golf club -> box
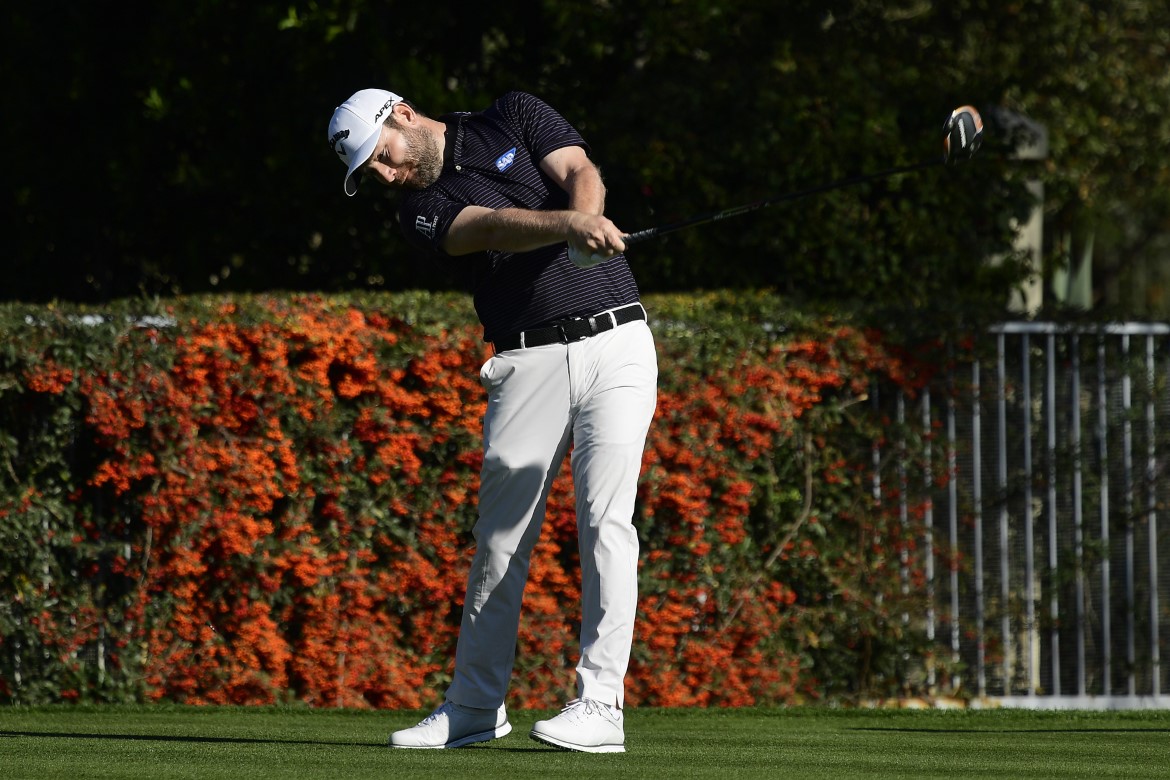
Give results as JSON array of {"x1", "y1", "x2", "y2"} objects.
[{"x1": 621, "y1": 105, "x2": 983, "y2": 247}]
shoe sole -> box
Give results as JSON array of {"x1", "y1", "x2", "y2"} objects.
[
  {"x1": 390, "y1": 721, "x2": 512, "y2": 749},
  {"x1": 529, "y1": 729, "x2": 625, "y2": 754}
]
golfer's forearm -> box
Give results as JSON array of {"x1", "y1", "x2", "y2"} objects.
[
  {"x1": 444, "y1": 207, "x2": 585, "y2": 255},
  {"x1": 563, "y1": 163, "x2": 607, "y2": 217}
]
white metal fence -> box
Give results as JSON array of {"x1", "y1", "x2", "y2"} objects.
[{"x1": 876, "y1": 322, "x2": 1170, "y2": 708}]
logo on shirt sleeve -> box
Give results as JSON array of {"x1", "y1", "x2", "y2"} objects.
[
  {"x1": 415, "y1": 215, "x2": 437, "y2": 239},
  {"x1": 495, "y1": 147, "x2": 517, "y2": 172}
]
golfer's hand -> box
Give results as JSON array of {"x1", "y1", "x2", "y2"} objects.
[{"x1": 567, "y1": 213, "x2": 626, "y2": 268}]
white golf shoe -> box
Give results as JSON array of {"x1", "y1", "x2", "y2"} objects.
[
  {"x1": 388, "y1": 701, "x2": 511, "y2": 749},
  {"x1": 529, "y1": 698, "x2": 625, "y2": 753}
]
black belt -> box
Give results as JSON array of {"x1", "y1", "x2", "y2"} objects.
[{"x1": 492, "y1": 303, "x2": 646, "y2": 353}]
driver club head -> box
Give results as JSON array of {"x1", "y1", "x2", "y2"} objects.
[{"x1": 944, "y1": 105, "x2": 984, "y2": 163}]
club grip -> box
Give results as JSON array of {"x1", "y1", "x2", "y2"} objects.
[{"x1": 621, "y1": 229, "x2": 658, "y2": 248}]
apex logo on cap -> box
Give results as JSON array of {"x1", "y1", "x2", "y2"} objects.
[
  {"x1": 373, "y1": 99, "x2": 396, "y2": 125},
  {"x1": 330, "y1": 128, "x2": 350, "y2": 157}
]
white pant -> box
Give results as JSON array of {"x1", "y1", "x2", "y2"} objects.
[{"x1": 445, "y1": 318, "x2": 658, "y2": 710}]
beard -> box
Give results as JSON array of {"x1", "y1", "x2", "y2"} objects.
[{"x1": 397, "y1": 121, "x2": 444, "y2": 190}]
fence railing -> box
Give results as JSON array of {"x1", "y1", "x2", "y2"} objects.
[{"x1": 877, "y1": 322, "x2": 1170, "y2": 708}]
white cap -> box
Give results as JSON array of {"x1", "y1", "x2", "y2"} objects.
[{"x1": 327, "y1": 89, "x2": 404, "y2": 196}]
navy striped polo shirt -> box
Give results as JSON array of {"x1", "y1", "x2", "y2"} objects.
[{"x1": 397, "y1": 91, "x2": 641, "y2": 343}]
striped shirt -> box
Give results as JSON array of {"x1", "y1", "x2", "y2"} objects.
[{"x1": 397, "y1": 92, "x2": 641, "y2": 343}]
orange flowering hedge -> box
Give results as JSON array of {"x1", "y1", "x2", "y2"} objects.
[{"x1": 0, "y1": 291, "x2": 944, "y2": 707}]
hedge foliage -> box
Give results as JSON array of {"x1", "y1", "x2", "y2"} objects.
[{"x1": 0, "y1": 292, "x2": 944, "y2": 707}]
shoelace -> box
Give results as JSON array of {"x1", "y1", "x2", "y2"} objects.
[
  {"x1": 560, "y1": 698, "x2": 615, "y2": 721},
  {"x1": 419, "y1": 702, "x2": 453, "y2": 726}
]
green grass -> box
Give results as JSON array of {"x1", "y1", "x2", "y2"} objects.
[{"x1": 1, "y1": 704, "x2": 1168, "y2": 779}]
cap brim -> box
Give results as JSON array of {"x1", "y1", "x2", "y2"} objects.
[{"x1": 343, "y1": 126, "x2": 382, "y2": 196}]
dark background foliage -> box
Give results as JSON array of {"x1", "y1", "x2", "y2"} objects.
[{"x1": 6, "y1": 2, "x2": 1170, "y2": 315}]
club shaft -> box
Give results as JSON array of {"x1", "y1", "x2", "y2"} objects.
[{"x1": 623, "y1": 158, "x2": 940, "y2": 247}]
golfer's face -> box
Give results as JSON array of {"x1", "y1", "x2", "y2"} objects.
[
  {"x1": 364, "y1": 123, "x2": 416, "y2": 189},
  {"x1": 364, "y1": 119, "x2": 443, "y2": 190}
]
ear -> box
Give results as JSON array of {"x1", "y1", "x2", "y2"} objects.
[{"x1": 391, "y1": 102, "x2": 417, "y2": 125}]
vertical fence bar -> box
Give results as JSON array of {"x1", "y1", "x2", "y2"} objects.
[
  {"x1": 1071, "y1": 333, "x2": 1086, "y2": 696},
  {"x1": 1021, "y1": 334, "x2": 1037, "y2": 695},
  {"x1": 1146, "y1": 335, "x2": 1160, "y2": 695},
  {"x1": 1046, "y1": 333, "x2": 1061, "y2": 695},
  {"x1": 947, "y1": 366, "x2": 962, "y2": 690},
  {"x1": 922, "y1": 390, "x2": 936, "y2": 690},
  {"x1": 870, "y1": 386, "x2": 884, "y2": 626},
  {"x1": 12, "y1": 610, "x2": 22, "y2": 696},
  {"x1": 872, "y1": 386, "x2": 882, "y2": 504},
  {"x1": 897, "y1": 392, "x2": 910, "y2": 676},
  {"x1": 996, "y1": 333, "x2": 1012, "y2": 692},
  {"x1": 973, "y1": 358, "x2": 986, "y2": 697},
  {"x1": 1122, "y1": 334, "x2": 1136, "y2": 696},
  {"x1": 1097, "y1": 334, "x2": 1112, "y2": 696}
]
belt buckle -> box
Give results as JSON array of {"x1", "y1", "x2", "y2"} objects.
[{"x1": 554, "y1": 317, "x2": 591, "y2": 344}]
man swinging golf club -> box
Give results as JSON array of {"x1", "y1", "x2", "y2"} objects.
[{"x1": 326, "y1": 87, "x2": 658, "y2": 753}]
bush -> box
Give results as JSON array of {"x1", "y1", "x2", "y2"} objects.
[{"x1": 0, "y1": 291, "x2": 943, "y2": 707}]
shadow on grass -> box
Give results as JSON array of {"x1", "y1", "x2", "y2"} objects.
[
  {"x1": 849, "y1": 727, "x2": 1170, "y2": 734},
  {"x1": 0, "y1": 730, "x2": 555, "y2": 752},
  {"x1": 0, "y1": 730, "x2": 384, "y2": 748}
]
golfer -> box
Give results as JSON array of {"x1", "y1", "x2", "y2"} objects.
[{"x1": 327, "y1": 88, "x2": 658, "y2": 753}]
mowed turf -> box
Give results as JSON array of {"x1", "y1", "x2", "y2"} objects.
[{"x1": 1, "y1": 704, "x2": 1168, "y2": 779}]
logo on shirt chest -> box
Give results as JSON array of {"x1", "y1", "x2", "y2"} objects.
[{"x1": 495, "y1": 147, "x2": 517, "y2": 172}]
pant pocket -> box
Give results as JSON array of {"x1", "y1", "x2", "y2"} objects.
[{"x1": 479, "y1": 354, "x2": 515, "y2": 391}]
